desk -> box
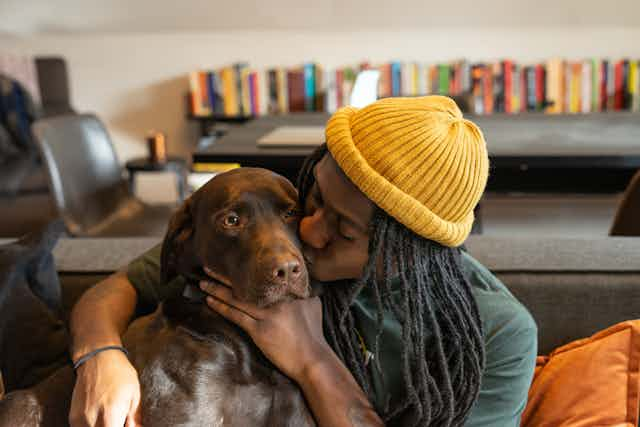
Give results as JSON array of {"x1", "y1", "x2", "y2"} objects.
[
  {"x1": 193, "y1": 112, "x2": 640, "y2": 192},
  {"x1": 126, "y1": 156, "x2": 188, "y2": 201}
]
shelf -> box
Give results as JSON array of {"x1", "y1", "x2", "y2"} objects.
[{"x1": 187, "y1": 113, "x2": 254, "y2": 124}]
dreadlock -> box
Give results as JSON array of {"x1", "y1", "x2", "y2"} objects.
[{"x1": 297, "y1": 144, "x2": 486, "y2": 427}]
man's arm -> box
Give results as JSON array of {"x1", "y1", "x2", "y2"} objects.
[
  {"x1": 68, "y1": 271, "x2": 143, "y2": 427},
  {"x1": 298, "y1": 348, "x2": 384, "y2": 427},
  {"x1": 70, "y1": 271, "x2": 137, "y2": 360}
]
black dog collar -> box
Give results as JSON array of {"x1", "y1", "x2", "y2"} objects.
[{"x1": 182, "y1": 283, "x2": 208, "y2": 302}]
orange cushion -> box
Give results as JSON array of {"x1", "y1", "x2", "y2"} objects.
[{"x1": 521, "y1": 320, "x2": 640, "y2": 427}]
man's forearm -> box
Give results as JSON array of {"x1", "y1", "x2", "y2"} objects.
[
  {"x1": 70, "y1": 271, "x2": 138, "y2": 361},
  {"x1": 298, "y1": 349, "x2": 384, "y2": 427}
]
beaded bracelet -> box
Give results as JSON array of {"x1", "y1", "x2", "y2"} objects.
[{"x1": 73, "y1": 345, "x2": 129, "y2": 370}]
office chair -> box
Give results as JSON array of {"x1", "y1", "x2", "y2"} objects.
[
  {"x1": 610, "y1": 169, "x2": 640, "y2": 236},
  {"x1": 33, "y1": 114, "x2": 176, "y2": 236}
]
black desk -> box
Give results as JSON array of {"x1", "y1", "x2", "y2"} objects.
[{"x1": 193, "y1": 112, "x2": 640, "y2": 193}]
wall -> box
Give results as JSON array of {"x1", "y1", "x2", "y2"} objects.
[{"x1": 2, "y1": 28, "x2": 640, "y2": 162}]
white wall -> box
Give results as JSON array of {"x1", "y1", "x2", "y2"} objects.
[{"x1": 3, "y1": 28, "x2": 640, "y2": 165}]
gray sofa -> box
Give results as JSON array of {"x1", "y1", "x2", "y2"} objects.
[{"x1": 51, "y1": 235, "x2": 640, "y2": 355}]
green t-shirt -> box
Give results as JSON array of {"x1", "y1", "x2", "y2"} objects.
[{"x1": 127, "y1": 245, "x2": 537, "y2": 427}]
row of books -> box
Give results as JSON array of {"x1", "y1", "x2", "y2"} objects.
[{"x1": 188, "y1": 58, "x2": 640, "y2": 117}]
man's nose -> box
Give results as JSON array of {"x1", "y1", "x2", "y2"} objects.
[{"x1": 299, "y1": 209, "x2": 331, "y2": 249}]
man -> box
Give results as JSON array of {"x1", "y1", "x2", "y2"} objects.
[{"x1": 69, "y1": 96, "x2": 537, "y2": 426}]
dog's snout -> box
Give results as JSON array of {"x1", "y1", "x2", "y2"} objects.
[{"x1": 272, "y1": 258, "x2": 303, "y2": 285}]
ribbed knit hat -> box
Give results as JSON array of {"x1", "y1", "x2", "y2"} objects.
[{"x1": 326, "y1": 95, "x2": 489, "y2": 247}]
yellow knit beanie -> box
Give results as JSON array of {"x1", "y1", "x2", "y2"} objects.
[{"x1": 326, "y1": 95, "x2": 489, "y2": 247}]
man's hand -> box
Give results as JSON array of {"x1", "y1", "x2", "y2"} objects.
[
  {"x1": 69, "y1": 350, "x2": 142, "y2": 427},
  {"x1": 200, "y1": 281, "x2": 331, "y2": 383},
  {"x1": 201, "y1": 281, "x2": 384, "y2": 427}
]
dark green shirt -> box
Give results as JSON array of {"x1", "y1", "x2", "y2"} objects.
[{"x1": 127, "y1": 245, "x2": 537, "y2": 426}]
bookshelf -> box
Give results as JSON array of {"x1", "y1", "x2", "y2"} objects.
[{"x1": 187, "y1": 58, "x2": 640, "y2": 119}]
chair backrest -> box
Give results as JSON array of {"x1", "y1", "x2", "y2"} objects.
[
  {"x1": 610, "y1": 169, "x2": 640, "y2": 236},
  {"x1": 35, "y1": 57, "x2": 75, "y2": 117},
  {"x1": 32, "y1": 114, "x2": 128, "y2": 234}
]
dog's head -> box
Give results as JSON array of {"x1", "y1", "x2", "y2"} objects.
[{"x1": 161, "y1": 168, "x2": 309, "y2": 307}]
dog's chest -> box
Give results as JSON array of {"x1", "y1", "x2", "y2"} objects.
[{"x1": 126, "y1": 310, "x2": 315, "y2": 427}]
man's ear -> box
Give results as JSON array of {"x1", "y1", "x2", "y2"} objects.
[{"x1": 161, "y1": 195, "x2": 198, "y2": 284}]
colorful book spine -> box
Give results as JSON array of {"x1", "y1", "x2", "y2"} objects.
[
  {"x1": 581, "y1": 60, "x2": 591, "y2": 113},
  {"x1": 418, "y1": 64, "x2": 428, "y2": 95},
  {"x1": 220, "y1": 67, "x2": 239, "y2": 116},
  {"x1": 591, "y1": 59, "x2": 601, "y2": 112},
  {"x1": 342, "y1": 67, "x2": 356, "y2": 106},
  {"x1": 493, "y1": 63, "x2": 504, "y2": 113},
  {"x1": 303, "y1": 63, "x2": 316, "y2": 112},
  {"x1": 461, "y1": 60, "x2": 471, "y2": 95},
  {"x1": 249, "y1": 72, "x2": 258, "y2": 116},
  {"x1": 503, "y1": 60, "x2": 513, "y2": 113},
  {"x1": 287, "y1": 68, "x2": 305, "y2": 113},
  {"x1": 521, "y1": 65, "x2": 528, "y2": 112},
  {"x1": 535, "y1": 64, "x2": 545, "y2": 111},
  {"x1": 314, "y1": 64, "x2": 325, "y2": 112},
  {"x1": 267, "y1": 69, "x2": 278, "y2": 114},
  {"x1": 438, "y1": 64, "x2": 450, "y2": 96},
  {"x1": 256, "y1": 70, "x2": 268, "y2": 116},
  {"x1": 525, "y1": 66, "x2": 536, "y2": 111},
  {"x1": 198, "y1": 72, "x2": 211, "y2": 116},
  {"x1": 545, "y1": 59, "x2": 563, "y2": 114},
  {"x1": 336, "y1": 69, "x2": 344, "y2": 108},
  {"x1": 205, "y1": 72, "x2": 216, "y2": 115},
  {"x1": 483, "y1": 65, "x2": 494, "y2": 114},
  {"x1": 606, "y1": 61, "x2": 615, "y2": 110},
  {"x1": 429, "y1": 65, "x2": 437, "y2": 95},
  {"x1": 601, "y1": 60, "x2": 609, "y2": 111},
  {"x1": 379, "y1": 64, "x2": 392, "y2": 98},
  {"x1": 276, "y1": 68, "x2": 289, "y2": 114},
  {"x1": 391, "y1": 62, "x2": 402, "y2": 97},
  {"x1": 411, "y1": 63, "x2": 420, "y2": 96},
  {"x1": 471, "y1": 64, "x2": 485, "y2": 114},
  {"x1": 325, "y1": 69, "x2": 337, "y2": 113},
  {"x1": 240, "y1": 68, "x2": 251, "y2": 116},
  {"x1": 631, "y1": 60, "x2": 640, "y2": 112},
  {"x1": 188, "y1": 71, "x2": 201, "y2": 116},
  {"x1": 569, "y1": 62, "x2": 580, "y2": 113},
  {"x1": 401, "y1": 62, "x2": 412, "y2": 96},
  {"x1": 614, "y1": 60, "x2": 624, "y2": 110},
  {"x1": 233, "y1": 63, "x2": 248, "y2": 115}
]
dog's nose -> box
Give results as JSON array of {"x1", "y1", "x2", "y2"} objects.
[{"x1": 273, "y1": 259, "x2": 303, "y2": 285}]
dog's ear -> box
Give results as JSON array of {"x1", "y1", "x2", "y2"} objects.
[{"x1": 161, "y1": 196, "x2": 197, "y2": 284}]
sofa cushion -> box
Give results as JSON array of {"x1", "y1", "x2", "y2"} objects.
[{"x1": 520, "y1": 320, "x2": 640, "y2": 427}]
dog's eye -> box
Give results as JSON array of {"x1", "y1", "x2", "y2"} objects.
[{"x1": 223, "y1": 214, "x2": 240, "y2": 227}]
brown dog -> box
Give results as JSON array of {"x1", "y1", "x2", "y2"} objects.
[{"x1": 0, "y1": 168, "x2": 316, "y2": 426}]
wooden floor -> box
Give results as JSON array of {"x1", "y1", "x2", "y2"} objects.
[{"x1": 480, "y1": 193, "x2": 622, "y2": 238}]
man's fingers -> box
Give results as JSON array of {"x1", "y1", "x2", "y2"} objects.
[
  {"x1": 125, "y1": 391, "x2": 143, "y2": 427},
  {"x1": 206, "y1": 295, "x2": 258, "y2": 332},
  {"x1": 200, "y1": 281, "x2": 266, "y2": 318},
  {"x1": 98, "y1": 401, "x2": 129, "y2": 427}
]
